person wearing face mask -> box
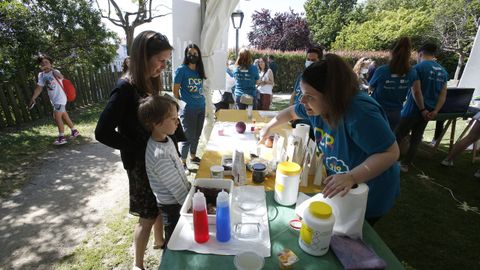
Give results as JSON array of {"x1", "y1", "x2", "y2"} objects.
[
  {"x1": 353, "y1": 57, "x2": 372, "y2": 93},
  {"x1": 289, "y1": 46, "x2": 323, "y2": 138},
  {"x1": 289, "y1": 46, "x2": 323, "y2": 106},
  {"x1": 173, "y1": 44, "x2": 207, "y2": 174},
  {"x1": 95, "y1": 31, "x2": 186, "y2": 270},
  {"x1": 260, "y1": 54, "x2": 400, "y2": 225}
]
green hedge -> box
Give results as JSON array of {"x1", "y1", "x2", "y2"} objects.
[{"x1": 228, "y1": 49, "x2": 458, "y2": 93}]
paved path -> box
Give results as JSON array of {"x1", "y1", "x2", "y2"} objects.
[{"x1": 0, "y1": 141, "x2": 129, "y2": 270}]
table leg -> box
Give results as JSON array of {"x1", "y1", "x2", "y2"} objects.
[
  {"x1": 449, "y1": 119, "x2": 456, "y2": 150},
  {"x1": 434, "y1": 120, "x2": 452, "y2": 149}
]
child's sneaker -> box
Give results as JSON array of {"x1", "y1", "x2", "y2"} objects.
[
  {"x1": 183, "y1": 164, "x2": 190, "y2": 176},
  {"x1": 440, "y1": 159, "x2": 454, "y2": 167},
  {"x1": 399, "y1": 162, "x2": 409, "y2": 173},
  {"x1": 53, "y1": 136, "x2": 67, "y2": 145},
  {"x1": 71, "y1": 129, "x2": 80, "y2": 139}
]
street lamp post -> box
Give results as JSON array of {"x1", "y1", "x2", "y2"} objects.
[{"x1": 231, "y1": 10, "x2": 244, "y2": 59}]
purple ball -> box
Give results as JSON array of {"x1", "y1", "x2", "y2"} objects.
[{"x1": 235, "y1": 121, "x2": 246, "y2": 134}]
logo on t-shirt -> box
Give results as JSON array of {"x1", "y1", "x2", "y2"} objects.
[
  {"x1": 325, "y1": 156, "x2": 349, "y2": 173},
  {"x1": 315, "y1": 127, "x2": 334, "y2": 148}
]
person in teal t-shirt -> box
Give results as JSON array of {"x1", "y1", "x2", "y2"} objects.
[
  {"x1": 260, "y1": 54, "x2": 400, "y2": 225},
  {"x1": 395, "y1": 43, "x2": 448, "y2": 172},
  {"x1": 370, "y1": 37, "x2": 419, "y2": 131},
  {"x1": 233, "y1": 48, "x2": 259, "y2": 110},
  {"x1": 173, "y1": 44, "x2": 206, "y2": 173}
]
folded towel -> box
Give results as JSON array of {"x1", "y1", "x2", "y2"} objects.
[{"x1": 330, "y1": 235, "x2": 387, "y2": 270}]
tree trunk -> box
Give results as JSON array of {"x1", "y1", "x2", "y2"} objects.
[
  {"x1": 454, "y1": 52, "x2": 465, "y2": 81},
  {"x1": 125, "y1": 27, "x2": 135, "y2": 55}
]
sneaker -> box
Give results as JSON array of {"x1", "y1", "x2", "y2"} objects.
[
  {"x1": 474, "y1": 169, "x2": 480, "y2": 178},
  {"x1": 400, "y1": 163, "x2": 409, "y2": 173},
  {"x1": 71, "y1": 129, "x2": 80, "y2": 139},
  {"x1": 53, "y1": 136, "x2": 67, "y2": 145},
  {"x1": 190, "y1": 157, "x2": 201, "y2": 164},
  {"x1": 440, "y1": 159, "x2": 454, "y2": 167},
  {"x1": 183, "y1": 164, "x2": 190, "y2": 176}
]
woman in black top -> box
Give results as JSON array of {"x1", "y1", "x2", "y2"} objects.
[{"x1": 95, "y1": 31, "x2": 182, "y2": 270}]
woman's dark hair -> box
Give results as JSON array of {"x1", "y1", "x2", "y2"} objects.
[
  {"x1": 302, "y1": 54, "x2": 358, "y2": 128},
  {"x1": 256, "y1": 57, "x2": 269, "y2": 72},
  {"x1": 182, "y1": 44, "x2": 206, "y2": 79},
  {"x1": 389, "y1": 37, "x2": 411, "y2": 76},
  {"x1": 130, "y1": 31, "x2": 173, "y2": 95},
  {"x1": 138, "y1": 94, "x2": 179, "y2": 132},
  {"x1": 121, "y1": 56, "x2": 130, "y2": 75},
  {"x1": 37, "y1": 54, "x2": 53, "y2": 65}
]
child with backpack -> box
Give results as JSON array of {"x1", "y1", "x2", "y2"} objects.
[{"x1": 28, "y1": 55, "x2": 79, "y2": 145}]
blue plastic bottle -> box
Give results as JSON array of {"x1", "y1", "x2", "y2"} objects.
[{"x1": 216, "y1": 189, "x2": 231, "y2": 242}]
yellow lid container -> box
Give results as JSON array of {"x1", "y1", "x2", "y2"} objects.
[
  {"x1": 277, "y1": 161, "x2": 301, "y2": 176},
  {"x1": 309, "y1": 201, "x2": 332, "y2": 219}
]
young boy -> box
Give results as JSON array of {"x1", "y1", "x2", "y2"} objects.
[
  {"x1": 395, "y1": 43, "x2": 448, "y2": 172},
  {"x1": 29, "y1": 55, "x2": 79, "y2": 145},
  {"x1": 138, "y1": 95, "x2": 191, "y2": 246}
]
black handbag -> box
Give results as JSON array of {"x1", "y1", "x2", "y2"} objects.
[{"x1": 220, "y1": 90, "x2": 235, "y2": 104}]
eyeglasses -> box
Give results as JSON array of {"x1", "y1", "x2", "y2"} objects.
[{"x1": 298, "y1": 92, "x2": 314, "y2": 102}]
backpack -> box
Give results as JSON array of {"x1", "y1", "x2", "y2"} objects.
[{"x1": 53, "y1": 73, "x2": 77, "y2": 102}]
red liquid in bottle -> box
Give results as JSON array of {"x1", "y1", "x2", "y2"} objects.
[{"x1": 193, "y1": 209, "x2": 210, "y2": 243}]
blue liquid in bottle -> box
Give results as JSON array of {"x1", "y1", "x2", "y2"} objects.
[{"x1": 216, "y1": 190, "x2": 231, "y2": 242}]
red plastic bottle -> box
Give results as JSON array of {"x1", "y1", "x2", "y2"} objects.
[{"x1": 193, "y1": 190, "x2": 210, "y2": 243}]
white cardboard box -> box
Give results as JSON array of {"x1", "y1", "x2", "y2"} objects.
[{"x1": 179, "y1": 178, "x2": 234, "y2": 224}]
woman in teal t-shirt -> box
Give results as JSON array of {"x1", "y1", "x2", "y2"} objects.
[
  {"x1": 260, "y1": 54, "x2": 400, "y2": 225},
  {"x1": 369, "y1": 37, "x2": 419, "y2": 131},
  {"x1": 233, "y1": 48, "x2": 259, "y2": 110},
  {"x1": 173, "y1": 44, "x2": 206, "y2": 173}
]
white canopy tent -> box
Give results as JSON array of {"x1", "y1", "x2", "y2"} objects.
[
  {"x1": 171, "y1": 0, "x2": 239, "y2": 142},
  {"x1": 458, "y1": 26, "x2": 480, "y2": 101},
  {"x1": 199, "y1": 0, "x2": 240, "y2": 139}
]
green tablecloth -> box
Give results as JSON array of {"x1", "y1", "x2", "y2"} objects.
[{"x1": 160, "y1": 192, "x2": 404, "y2": 270}]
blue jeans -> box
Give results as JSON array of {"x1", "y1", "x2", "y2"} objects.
[{"x1": 179, "y1": 106, "x2": 205, "y2": 160}]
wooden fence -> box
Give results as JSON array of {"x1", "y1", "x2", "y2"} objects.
[{"x1": 0, "y1": 66, "x2": 172, "y2": 129}]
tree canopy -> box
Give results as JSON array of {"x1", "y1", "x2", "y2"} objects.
[
  {"x1": 247, "y1": 9, "x2": 313, "y2": 51},
  {"x1": 332, "y1": 8, "x2": 434, "y2": 51},
  {"x1": 0, "y1": 0, "x2": 118, "y2": 78},
  {"x1": 304, "y1": 0, "x2": 356, "y2": 49}
]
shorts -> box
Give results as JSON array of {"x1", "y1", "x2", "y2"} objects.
[{"x1": 52, "y1": 104, "x2": 66, "y2": 112}]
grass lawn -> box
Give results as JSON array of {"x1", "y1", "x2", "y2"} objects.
[{"x1": 2, "y1": 94, "x2": 479, "y2": 269}]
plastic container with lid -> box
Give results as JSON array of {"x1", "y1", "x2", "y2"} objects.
[
  {"x1": 193, "y1": 190, "x2": 210, "y2": 243},
  {"x1": 274, "y1": 161, "x2": 301, "y2": 206},
  {"x1": 252, "y1": 163, "x2": 267, "y2": 183},
  {"x1": 299, "y1": 201, "x2": 335, "y2": 256},
  {"x1": 216, "y1": 189, "x2": 231, "y2": 242}
]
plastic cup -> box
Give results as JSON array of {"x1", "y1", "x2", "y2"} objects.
[
  {"x1": 234, "y1": 251, "x2": 264, "y2": 270},
  {"x1": 210, "y1": 165, "x2": 224, "y2": 179}
]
